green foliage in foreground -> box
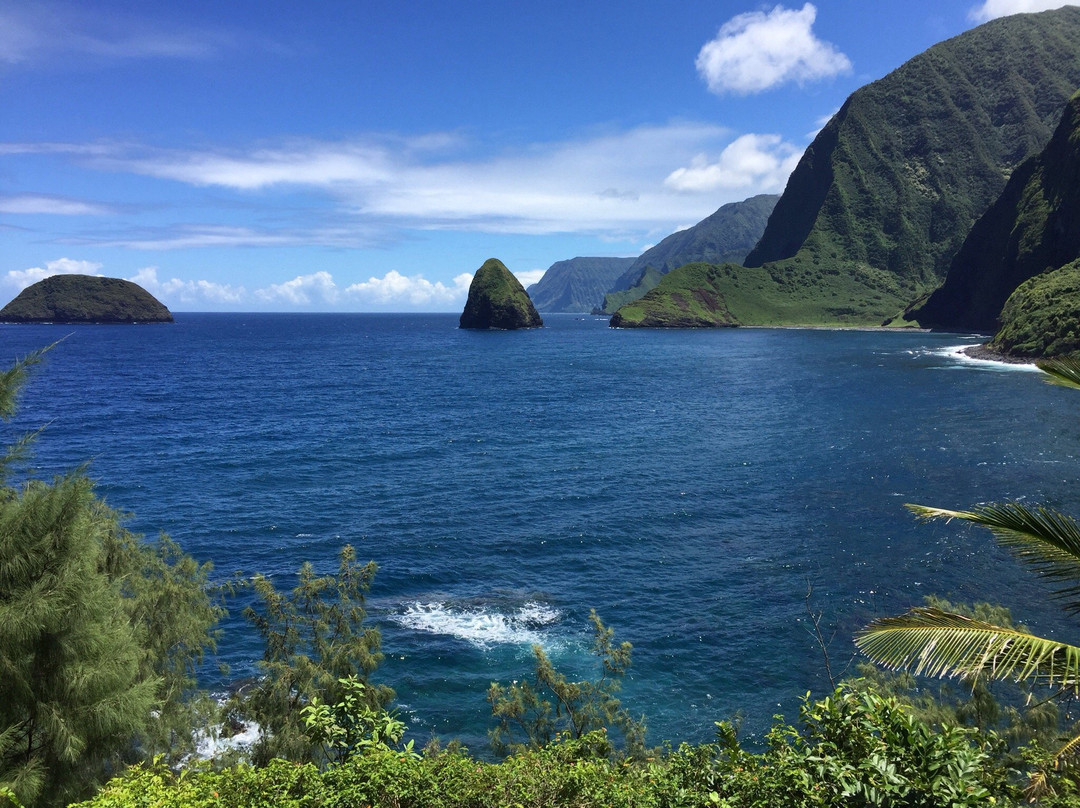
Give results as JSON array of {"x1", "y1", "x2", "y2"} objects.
[
  {"x1": 857, "y1": 357, "x2": 1080, "y2": 799},
  {"x1": 72, "y1": 684, "x2": 1012, "y2": 808},
  {"x1": 0, "y1": 348, "x2": 222, "y2": 807},
  {"x1": 488, "y1": 610, "x2": 646, "y2": 757},
  {"x1": 988, "y1": 260, "x2": 1080, "y2": 358},
  {"x1": 239, "y1": 545, "x2": 393, "y2": 766}
]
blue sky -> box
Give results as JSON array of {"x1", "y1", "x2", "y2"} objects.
[{"x1": 0, "y1": 0, "x2": 1071, "y2": 311}]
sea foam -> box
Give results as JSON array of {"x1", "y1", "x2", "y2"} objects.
[{"x1": 393, "y1": 601, "x2": 561, "y2": 649}]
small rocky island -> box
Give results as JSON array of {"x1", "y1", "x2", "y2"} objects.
[
  {"x1": 459, "y1": 258, "x2": 543, "y2": 330},
  {"x1": 0, "y1": 274, "x2": 173, "y2": 324}
]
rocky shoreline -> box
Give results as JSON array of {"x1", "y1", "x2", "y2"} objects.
[{"x1": 961, "y1": 343, "x2": 1036, "y2": 365}]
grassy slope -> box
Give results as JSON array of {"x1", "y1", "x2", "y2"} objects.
[
  {"x1": 601, "y1": 194, "x2": 778, "y2": 313},
  {"x1": 618, "y1": 7, "x2": 1080, "y2": 328},
  {"x1": 611, "y1": 260, "x2": 905, "y2": 328}
]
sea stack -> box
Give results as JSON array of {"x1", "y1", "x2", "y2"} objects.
[
  {"x1": 0, "y1": 275, "x2": 173, "y2": 324},
  {"x1": 459, "y1": 258, "x2": 543, "y2": 330}
]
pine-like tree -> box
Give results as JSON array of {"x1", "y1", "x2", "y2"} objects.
[{"x1": 0, "y1": 347, "x2": 223, "y2": 806}]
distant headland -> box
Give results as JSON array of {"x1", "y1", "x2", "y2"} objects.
[{"x1": 0, "y1": 275, "x2": 173, "y2": 324}]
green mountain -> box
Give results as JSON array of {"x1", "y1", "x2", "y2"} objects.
[
  {"x1": 0, "y1": 274, "x2": 173, "y2": 323},
  {"x1": 460, "y1": 258, "x2": 543, "y2": 329},
  {"x1": 525, "y1": 257, "x2": 635, "y2": 313},
  {"x1": 616, "y1": 7, "x2": 1080, "y2": 328},
  {"x1": 602, "y1": 194, "x2": 778, "y2": 313},
  {"x1": 911, "y1": 90, "x2": 1080, "y2": 332}
]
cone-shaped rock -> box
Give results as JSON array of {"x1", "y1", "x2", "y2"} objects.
[
  {"x1": 0, "y1": 274, "x2": 173, "y2": 323},
  {"x1": 459, "y1": 258, "x2": 543, "y2": 329}
]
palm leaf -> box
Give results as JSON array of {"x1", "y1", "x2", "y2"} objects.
[
  {"x1": 855, "y1": 607, "x2": 1080, "y2": 690},
  {"x1": 1037, "y1": 357, "x2": 1080, "y2": 390},
  {"x1": 908, "y1": 503, "x2": 1080, "y2": 614},
  {"x1": 1024, "y1": 729, "x2": 1080, "y2": 801}
]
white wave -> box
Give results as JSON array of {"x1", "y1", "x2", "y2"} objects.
[
  {"x1": 193, "y1": 718, "x2": 260, "y2": 759},
  {"x1": 931, "y1": 344, "x2": 1042, "y2": 373},
  {"x1": 393, "y1": 601, "x2": 561, "y2": 649}
]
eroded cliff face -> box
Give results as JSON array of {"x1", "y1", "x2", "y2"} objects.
[
  {"x1": 912, "y1": 90, "x2": 1080, "y2": 333},
  {"x1": 459, "y1": 258, "x2": 543, "y2": 330}
]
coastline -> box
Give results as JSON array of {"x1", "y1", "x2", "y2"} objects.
[{"x1": 961, "y1": 343, "x2": 1037, "y2": 365}]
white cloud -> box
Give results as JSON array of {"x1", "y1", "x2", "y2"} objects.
[
  {"x1": 247, "y1": 269, "x2": 473, "y2": 309},
  {"x1": 0, "y1": 1, "x2": 235, "y2": 65},
  {"x1": 81, "y1": 123, "x2": 763, "y2": 237},
  {"x1": 344, "y1": 271, "x2": 473, "y2": 307},
  {"x1": 91, "y1": 225, "x2": 321, "y2": 251},
  {"x1": 664, "y1": 134, "x2": 803, "y2": 193},
  {"x1": 696, "y1": 3, "x2": 851, "y2": 95},
  {"x1": 5, "y1": 121, "x2": 817, "y2": 246},
  {"x1": 0, "y1": 259, "x2": 476, "y2": 312},
  {"x1": 255, "y1": 271, "x2": 339, "y2": 306},
  {"x1": 4, "y1": 257, "x2": 103, "y2": 290},
  {"x1": 513, "y1": 269, "x2": 546, "y2": 287},
  {"x1": 128, "y1": 266, "x2": 246, "y2": 305},
  {"x1": 969, "y1": 0, "x2": 1069, "y2": 20},
  {"x1": 0, "y1": 194, "x2": 112, "y2": 215}
]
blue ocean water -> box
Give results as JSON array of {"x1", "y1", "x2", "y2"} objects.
[{"x1": 3, "y1": 314, "x2": 1079, "y2": 748}]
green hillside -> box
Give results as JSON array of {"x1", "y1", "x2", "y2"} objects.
[
  {"x1": 602, "y1": 194, "x2": 778, "y2": 313},
  {"x1": 619, "y1": 7, "x2": 1080, "y2": 328},
  {"x1": 526, "y1": 257, "x2": 635, "y2": 313},
  {"x1": 911, "y1": 90, "x2": 1080, "y2": 331},
  {"x1": 0, "y1": 275, "x2": 173, "y2": 324},
  {"x1": 988, "y1": 259, "x2": 1080, "y2": 357}
]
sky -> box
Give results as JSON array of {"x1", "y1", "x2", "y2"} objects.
[{"x1": 0, "y1": 0, "x2": 1073, "y2": 312}]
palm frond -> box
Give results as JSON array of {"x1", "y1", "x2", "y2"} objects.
[
  {"x1": 1053, "y1": 730, "x2": 1080, "y2": 766},
  {"x1": 908, "y1": 502, "x2": 1080, "y2": 614},
  {"x1": 855, "y1": 607, "x2": 1080, "y2": 690},
  {"x1": 1024, "y1": 729, "x2": 1080, "y2": 801},
  {"x1": 1037, "y1": 357, "x2": 1080, "y2": 390}
]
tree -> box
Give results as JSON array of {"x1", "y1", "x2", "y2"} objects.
[
  {"x1": 856, "y1": 357, "x2": 1080, "y2": 798},
  {"x1": 487, "y1": 610, "x2": 646, "y2": 758},
  {"x1": 239, "y1": 544, "x2": 392, "y2": 765},
  {"x1": 0, "y1": 347, "x2": 223, "y2": 806}
]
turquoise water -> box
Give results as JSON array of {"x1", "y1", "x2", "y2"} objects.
[{"x1": 3, "y1": 314, "x2": 1078, "y2": 747}]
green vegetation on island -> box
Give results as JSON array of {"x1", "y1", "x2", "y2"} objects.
[
  {"x1": 0, "y1": 275, "x2": 173, "y2": 324},
  {"x1": 616, "y1": 7, "x2": 1080, "y2": 328},
  {"x1": 602, "y1": 194, "x2": 779, "y2": 314},
  {"x1": 460, "y1": 258, "x2": 543, "y2": 330},
  {"x1": 525, "y1": 257, "x2": 635, "y2": 313}
]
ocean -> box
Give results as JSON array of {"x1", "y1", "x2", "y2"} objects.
[{"x1": 3, "y1": 313, "x2": 1077, "y2": 749}]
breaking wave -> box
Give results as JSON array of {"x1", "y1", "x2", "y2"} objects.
[{"x1": 393, "y1": 601, "x2": 561, "y2": 649}]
